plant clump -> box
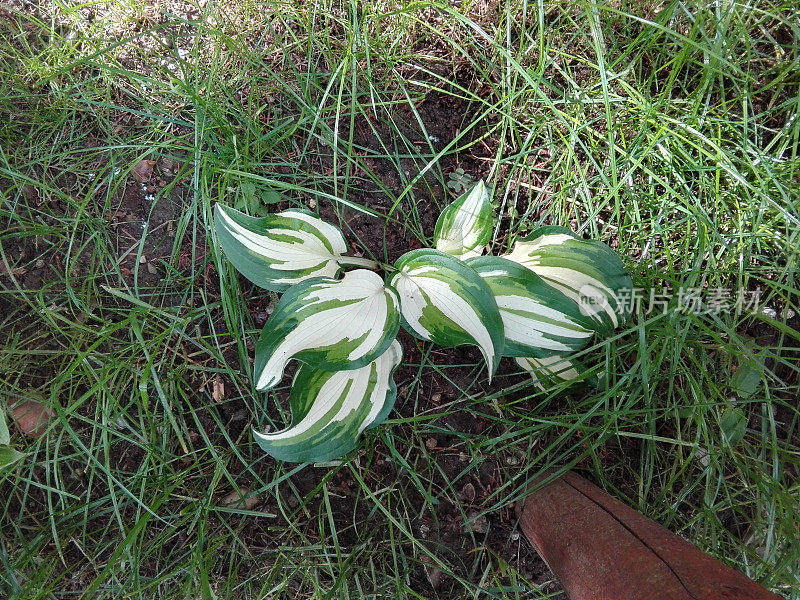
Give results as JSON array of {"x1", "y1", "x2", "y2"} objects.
[{"x1": 214, "y1": 181, "x2": 633, "y2": 462}]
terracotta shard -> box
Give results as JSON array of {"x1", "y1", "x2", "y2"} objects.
[
  {"x1": 516, "y1": 470, "x2": 783, "y2": 600},
  {"x1": 10, "y1": 399, "x2": 55, "y2": 438}
]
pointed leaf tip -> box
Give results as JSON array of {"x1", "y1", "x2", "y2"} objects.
[
  {"x1": 504, "y1": 226, "x2": 633, "y2": 333},
  {"x1": 467, "y1": 256, "x2": 596, "y2": 357},
  {"x1": 214, "y1": 204, "x2": 375, "y2": 292},
  {"x1": 254, "y1": 269, "x2": 400, "y2": 390},
  {"x1": 389, "y1": 248, "x2": 504, "y2": 377},
  {"x1": 254, "y1": 340, "x2": 403, "y2": 462},
  {"x1": 434, "y1": 180, "x2": 493, "y2": 260},
  {"x1": 516, "y1": 354, "x2": 594, "y2": 392}
]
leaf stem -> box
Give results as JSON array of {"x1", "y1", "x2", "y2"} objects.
[{"x1": 338, "y1": 256, "x2": 380, "y2": 269}]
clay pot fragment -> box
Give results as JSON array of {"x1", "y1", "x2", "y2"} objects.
[{"x1": 516, "y1": 470, "x2": 782, "y2": 600}]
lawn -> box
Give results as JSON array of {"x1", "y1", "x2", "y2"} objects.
[{"x1": 1, "y1": 1, "x2": 799, "y2": 598}]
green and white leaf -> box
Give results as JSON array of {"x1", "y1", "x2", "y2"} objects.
[
  {"x1": 214, "y1": 203, "x2": 376, "y2": 292},
  {"x1": 434, "y1": 180, "x2": 492, "y2": 260},
  {"x1": 254, "y1": 269, "x2": 400, "y2": 390},
  {"x1": 389, "y1": 248, "x2": 505, "y2": 376},
  {"x1": 254, "y1": 341, "x2": 403, "y2": 463},
  {"x1": 516, "y1": 355, "x2": 590, "y2": 392},
  {"x1": 467, "y1": 256, "x2": 596, "y2": 357},
  {"x1": 0, "y1": 447, "x2": 25, "y2": 472},
  {"x1": 504, "y1": 226, "x2": 633, "y2": 333}
]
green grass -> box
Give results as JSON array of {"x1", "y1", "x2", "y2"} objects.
[{"x1": 1, "y1": 0, "x2": 799, "y2": 598}]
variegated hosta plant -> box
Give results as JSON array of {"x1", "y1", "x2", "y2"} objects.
[{"x1": 214, "y1": 180, "x2": 633, "y2": 463}]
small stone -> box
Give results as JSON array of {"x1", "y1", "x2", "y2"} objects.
[
  {"x1": 425, "y1": 437, "x2": 438, "y2": 450},
  {"x1": 761, "y1": 306, "x2": 778, "y2": 319},
  {"x1": 139, "y1": 255, "x2": 147, "y2": 264},
  {"x1": 219, "y1": 486, "x2": 260, "y2": 510},
  {"x1": 467, "y1": 511, "x2": 488, "y2": 534}
]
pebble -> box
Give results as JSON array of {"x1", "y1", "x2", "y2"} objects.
[
  {"x1": 467, "y1": 511, "x2": 488, "y2": 534},
  {"x1": 219, "y1": 486, "x2": 260, "y2": 510},
  {"x1": 761, "y1": 306, "x2": 778, "y2": 319}
]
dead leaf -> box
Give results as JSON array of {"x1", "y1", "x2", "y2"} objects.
[
  {"x1": 10, "y1": 399, "x2": 55, "y2": 437},
  {"x1": 0, "y1": 262, "x2": 27, "y2": 277},
  {"x1": 212, "y1": 376, "x2": 225, "y2": 403},
  {"x1": 131, "y1": 159, "x2": 157, "y2": 183},
  {"x1": 460, "y1": 482, "x2": 476, "y2": 503},
  {"x1": 421, "y1": 554, "x2": 446, "y2": 590}
]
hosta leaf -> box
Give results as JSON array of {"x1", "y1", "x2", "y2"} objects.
[
  {"x1": 504, "y1": 226, "x2": 633, "y2": 334},
  {"x1": 254, "y1": 341, "x2": 403, "y2": 463},
  {"x1": 389, "y1": 248, "x2": 504, "y2": 376},
  {"x1": 0, "y1": 447, "x2": 25, "y2": 471},
  {"x1": 516, "y1": 355, "x2": 592, "y2": 392},
  {"x1": 467, "y1": 256, "x2": 596, "y2": 357},
  {"x1": 214, "y1": 204, "x2": 376, "y2": 292},
  {"x1": 434, "y1": 180, "x2": 492, "y2": 259},
  {"x1": 254, "y1": 269, "x2": 400, "y2": 390}
]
